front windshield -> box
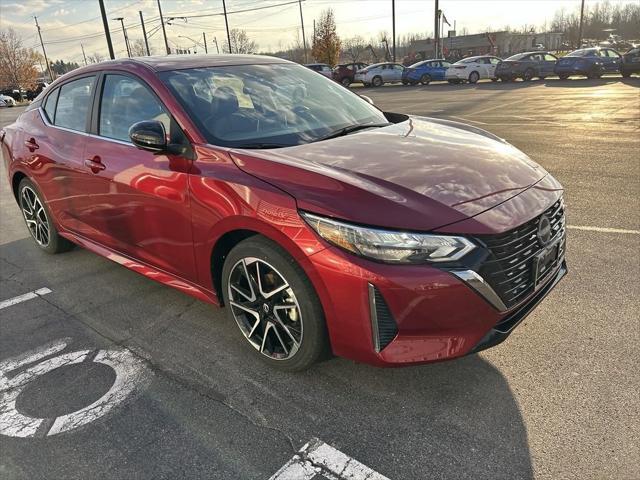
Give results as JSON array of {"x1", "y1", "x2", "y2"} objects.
[{"x1": 160, "y1": 63, "x2": 387, "y2": 148}]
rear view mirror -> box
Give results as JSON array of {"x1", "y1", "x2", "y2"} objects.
[{"x1": 129, "y1": 120, "x2": 167, "y2": 152}]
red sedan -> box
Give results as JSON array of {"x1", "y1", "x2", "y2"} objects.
[{"x1": 1, "y1": 55, "x2": 566, "y2": 370}]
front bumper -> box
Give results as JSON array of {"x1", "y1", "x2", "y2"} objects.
[
  {"x1": 445, "y1": 70, "x2": 467, "y2": 80},
  {"x1": 308, "y1": 242, "x2": 566, "y2": 367}
]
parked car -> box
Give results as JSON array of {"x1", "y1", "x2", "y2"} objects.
[
  {"x1": 495, "y1": 52, "x2": 558, "y2": 81},
  {"x1": 1, "y1": 55, "x2": 566, "y2": 370},
  {"x1": 0, "y1": 94, "x2": 16, "y2": 107},
  {"x1": 304, "y1": 63, "x2": 332, "y2": 78},
  {"x1": 554, "y1": 48, "x2": 621, "y2": 79},
  {"x1": 354, "y1": 62, "x2": 406, "y2": 87},
  {"x1": 402, "y1": 59, "x2": 451, "y2": 85},
  {"x1": 620, "y1": 47, "x2": 640, "y2": 77},
  {"x1": 445, "y1": 55, "x2": 502, "y2": 84},
  {"x1": 332, "y1": 62, "x2": 368, "y2": 87}
]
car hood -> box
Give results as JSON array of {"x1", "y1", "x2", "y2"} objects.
[{"x1": 229, "y1": 116, "x2": 548, "y2": 232}]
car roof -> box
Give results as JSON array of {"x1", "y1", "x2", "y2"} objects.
[
  {"x1": 305, "y1": 63, "x2": 329, "y2": 67},
  {"x1": 72, "y1": 54, "x2": 293, "y2": 74}
]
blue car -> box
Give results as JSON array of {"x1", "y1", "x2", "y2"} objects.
[
  {"x1": 402, "y1": 59, "x2": 451, "y2": 85},
  {"x1": 554, "y1": 47, "x2": 622, "y2": 79}
]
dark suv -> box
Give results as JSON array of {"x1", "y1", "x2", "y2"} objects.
[
  {"x1": 621, "y1": 47, "x2": 640, "y2": 77},
  {"x1": 332, "y1": 62, "x2": 368, "y2": 87}
]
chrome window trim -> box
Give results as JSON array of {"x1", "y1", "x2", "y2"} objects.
[
  {"x1": 449, "y1": 269, "x2": 508, "y2": 312},
  {"x1": 88, "y1": 133, "x2": 134, "y2": 147},
  {"x1": 368, "y1": 283, "x2": 382, "y2": 353},
  {"x1": 37, "y1": 107, "x2": 89, "y2": 137}
]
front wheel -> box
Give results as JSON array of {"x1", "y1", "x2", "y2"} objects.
[
  {"x1": 420, "y1": 74, "x2": 431, "y2": 85},
  {"x1": 18, "y1": 178, "x2": 73, "y2": 254},
  {"x1": 222, "y1": 236, "x2": 329, "y2": 371},
  {"x1": 468, "y1": 71, "x2": 480, "y2": 84},
  {"x1": 371, "y1": 76, "x2": 383, "y2": 87},
  {"x1": 341, "y1": 77, "x2": 351, "y2": 87},
  {"x1": 558, "y1": 74, "x2": 569, "y2": 80},
  {"x1": 621, "y1": 71, "x2": 631, "y2": 78},
  {"x1": 523, "y1": 68, "x2": 535, "y2": 81}
]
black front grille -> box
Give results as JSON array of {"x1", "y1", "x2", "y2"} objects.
[{"x1": 476, "y1": 198, "x2": 566, "y2": 309}]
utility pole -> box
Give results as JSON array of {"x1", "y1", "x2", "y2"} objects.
[
  {"x1": 298, "y1": 0, "x2": 308, "y2": 63},
  {"x1": 140, "y1": 11, "x2": 151, "y2": 55},
  {"x1": 202, "y1": 32, "x2": 208, "y2": 54},
  {"x1": 213, "y1": 36, "x2": 220, "y2": 54},
  {"x1": 391, "y1": 0, "x2": 396, "y2": 62},
  {"x1": 157, "y1": 0, "x2": 170, "y2": 54},
  {"x1": 81, "y1": 43, "x2": 88, "y2": 65},
  {"x1": 114, "y1": 17, "x2": 131, "y2": 57},
  {"x1": 34, "y1": 16, "x2": 54, "y2": 83},
  {"x1": 222, "y1": 0, "x2": 232, "y2": 53},
  {"x1": 434, "y1": 0, "x2": 440, "y2": 58},
  {"x1": 98, "y1": 0, "x2": 115, "y2": 59},
  {"x1": 577, "y1": 0, "x2": 585, "y2": 48}
]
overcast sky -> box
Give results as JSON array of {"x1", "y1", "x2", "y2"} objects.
[{"x1": 0, "y1": 0, "x2": 632, "y2": 63}]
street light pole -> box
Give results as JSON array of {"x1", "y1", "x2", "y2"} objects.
[
  {"x1": 140, "y1": 11, "x2": 151, "y2": 56},
  {"x1": 203, "y1": 32, "x2": 208, "y2": 54},
  {"x1": 434, "y1": 0, "x2": 440, "y2": 58},
  {"x1": 391, "y1": 0, "x2": 396, "y2": 62},
  {"x1": 98, "y1": 0, "x2": 115, "y2": 59},
  {"x1": 34, "y1": 16, "x2": 54, "y2": 82},
  {"x1": 113, "y1": 17, "x2": 131, "y2": 57},
  {"x1": 298, "y1": 0, "x2": 307, "y2": 63},
  {"x1": 81, "y1": 43, "x2": 88, "y2": 65},
  {"x1": 577, "y1": 0, "x2": 586, "y2": 48},
  {"x1": 157, "y1": 0, "x2": 171, "y2": 54},
  {"x1": 222, "y1": 0, "x2": 232, "y2": 53}
]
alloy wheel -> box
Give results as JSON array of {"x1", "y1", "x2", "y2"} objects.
[
  {"x1": 21, "y1": 186, "x2": 50, "y2": 247},
  {"x1": 227, "y1": 257, "x2": 302, "y2": 361}
]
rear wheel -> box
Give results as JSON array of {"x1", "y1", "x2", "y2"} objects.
[
  {"x1": 371, "y1": 76, "x2": 383, "y2": 87},
  {"x1": 523, "y1": 68, "x2": 535, "y2": 81},
  {"x1": 18, "y1": 178, "x2": 73, "y2": 254},
  {"x1": 621, "y1": 71, "x2": 631, "y2": 78},
  {"x1": 222, "y1": 237, "x2": 329, "y2": 371},
  {"x1": 558, "y1": 74, "x2": 569, "y2": 80},
  {"x1": 420, "y1": 74, "x2": 431, "y2": 85},
  {"x1": 468, "y1": 71, "x2": 480, "y2": 84},
  {"x1": 587, "y1": 66, "x2": 602, "y2": 79},
  {"x1": 341, "y1": 77, "x2": 351, "y2": 87}
]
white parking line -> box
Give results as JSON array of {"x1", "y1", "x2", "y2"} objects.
[
  {"x1": 0, "y1": 288, "x2": 52, "y2": 310},
  {"x1": 269, "y1": 438, "x2": 390, "y2": 480},
  {"x1": 568, "y1": 225, "x2": 640, "y2": 235}
]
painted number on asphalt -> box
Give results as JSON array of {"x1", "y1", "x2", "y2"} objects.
[{"x1": 0, "y1": 338, "x2": 149, "y2": 437}]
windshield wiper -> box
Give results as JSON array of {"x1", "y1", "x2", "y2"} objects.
[{"x1": 316, "y1": 122, "x2": 391, "y2": 142}]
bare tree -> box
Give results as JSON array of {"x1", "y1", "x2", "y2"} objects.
[
  {"x1": 342, "y1": 35, "x2": 367, "y2": 62},
  {"x1": 130, "y1": 39, "x2": 153, "y2": 57},
  {"x1": 0, "y1": 28, "x2": 43, "y2": 89},
  {"x1": 223, "y1": 29, "x2": 258, "y2": 54},
  {"x1": 87, "y1": 52, "x2": 106, "y2": 64}
]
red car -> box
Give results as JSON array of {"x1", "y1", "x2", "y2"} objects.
[
  {"x1": 1, "y1": 56, "x2": 567, "y2": 370},
  {"x1": 332, "y1": 62, "x2": 368, "y2": 87}
]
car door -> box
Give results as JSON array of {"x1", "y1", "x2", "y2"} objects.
[
  {"x1": 379, "y1": 64, "x2": 392, "y2": 82},
  {"x1": 78, "y1": 72, "x2": 197, "y2": 281},
  {"x1": 604, "y1": 49, "x2": 622, "y2": 72},
  {"x1": 434, "y1": 61, "x2": 448, "y2": 80},
  {"x1": 27, "y1": 75, "x2": 96, "y2": 229},
  {"x1": 391, "y1": 64, "x2": 404, "y2": 82},
  {"x1": 542, "y1": 53, "x2": 558, "y2": 76},
  {"x1": 487, "y1": 57, "x2": 501, "y2": 78}
]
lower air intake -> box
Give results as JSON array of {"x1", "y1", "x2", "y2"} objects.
[{"x1": 368, "y1": 284, "x2": 399, "y2": 352}]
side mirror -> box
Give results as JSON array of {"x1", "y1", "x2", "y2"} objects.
[
  {"x1": 360, "y1": 95, "x2": 374, "y2": 105},
  {"x1": 129, "y1": 120, "x2": 167, "y2": 152}
]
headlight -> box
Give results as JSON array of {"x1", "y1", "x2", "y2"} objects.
[{"x1": 300, "y1": 212, "x2": 475, "y2": 264}]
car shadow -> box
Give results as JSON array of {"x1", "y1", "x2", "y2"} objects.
[{"x1": 1, "y1": 237, "x2": 534, "y2": 480}]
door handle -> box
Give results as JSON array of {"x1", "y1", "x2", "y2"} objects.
[
  {"x1": 24, "y1": 138, "x2": 39, "y2": 152},
  {"x1": 84, "y1": 157, "x2": 106, "y2": 174}
]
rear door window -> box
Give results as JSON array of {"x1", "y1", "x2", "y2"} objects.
[{"x1": 54, "y1": 76, "x2": 95, "y2": 132}]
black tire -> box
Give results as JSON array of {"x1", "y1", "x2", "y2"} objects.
[
  {"x1": 587, "y1": 66, "x2": 601, "y2": 79},
  {"x1": 499, "y1": 76, "x2": 510, "y2": 82},
  {"x1": 18, "y1": 178, "x2": 73, "y2": 254},
  {"x1": 221, "y1": 236, "x2": 329, "y2": 371},
  {"x1": 490, "y1": 78, "x2": 498, "y2": 82},
  {"x1": 420, "y1": 74, "x2": 431, "y2": 85},
  {"x1": 558, "y1": 74, "x2": 569, "y2": 80},
  {"x1": 523, "y1": 68, "x2": 535, "y2": 81},
  {"x1": 447, "y1": 79, "x2": 460, "y2": 84},
  {"x1": 468, "y1": 71, "x2": 480, "y2": 84},
  {"x1": 371, "y1": 76, "x2": 383, "y2": 87},
  {"x1": 401, "y1": 80, "x2": 409, "y2": 85},
  {"x1": 621, "y1": 71, "x2": 631, "y2": 78},
  {"x1": 341, "y1": 77, "x2": 351, "y2": 87}
]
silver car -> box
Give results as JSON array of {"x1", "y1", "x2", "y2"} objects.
[
  {"x1": 354, "y1": 62, "x2": 406, "y2": 87},
  {"x1": 0, "y1": 94, "x2": 16, "y2": 107}
]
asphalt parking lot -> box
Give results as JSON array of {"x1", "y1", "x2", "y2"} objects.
[{"x1": 1, "y1": 76, "x2": 639, "y2": 480}]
